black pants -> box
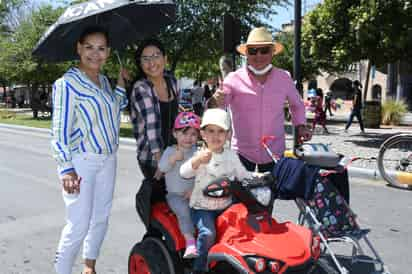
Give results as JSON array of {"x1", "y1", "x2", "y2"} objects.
[
  {"x1": 193, "y1": 103, "x2": 203, "y2": 117},
  {"x1": 238, "y1": 153, "x2": 275, "y2": 173},
  {"x1": 138, "y1": 161, "x2": 167, "y2": 203},
  {"x1": 135, "y1": 161, "x2": 168, "y2": 228},
  {"x1": 345, "y1": 109, "x2": 364, "y2": 131},
  {"x1": 324, "y1": 103, "x2": 333, "y2": 116}
]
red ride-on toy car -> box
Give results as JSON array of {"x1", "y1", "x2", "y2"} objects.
[{"x1": 128, "y1": 174, "x2": 338, "y2": 274}]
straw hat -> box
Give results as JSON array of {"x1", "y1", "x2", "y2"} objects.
[{"x1": 236, "y1": 27, "x2": 284, "y2": 56}]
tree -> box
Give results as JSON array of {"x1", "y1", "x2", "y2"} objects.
[
  {"x1": 158, "y1": 0, "x2": 290, "y2": 80},
  {"x1": 272, "y1": 30, "x2": 320, "y2": 81},
  {"x1": 0, "y1": 0, "x2": 27, "y2": 34},
  {"x1": 0, "y1": 4, "x2": 70, "y2": 116},
  {"x1": 303, "y1": 0, "x2": 412, "y2": 98},
  {"x1": 1, "y1": 0, "x2": 292, "y2": 93}
]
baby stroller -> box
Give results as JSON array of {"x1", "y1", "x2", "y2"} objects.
[{"x1": 261, "y1": 135, "x2": 391, "y2": 274}]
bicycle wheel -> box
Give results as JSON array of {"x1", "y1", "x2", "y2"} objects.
[{"x1": 377, "y1": 134, "x2": 412, "y2": 190}]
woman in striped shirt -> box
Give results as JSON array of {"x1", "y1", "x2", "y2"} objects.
[{"x1": 51, "y1": 26, "x2": 128, "y2": 274}]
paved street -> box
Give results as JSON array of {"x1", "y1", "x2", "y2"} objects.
[{"x1": 1, "y1": 125, "x2": 411, "y2": 274}]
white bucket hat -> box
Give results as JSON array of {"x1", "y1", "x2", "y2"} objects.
[{"x1": 200, "y1": 108, "x2": 231, "y2": 131}]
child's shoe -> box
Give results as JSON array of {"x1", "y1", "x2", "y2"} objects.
[{"x1": 183, "y1": 244, "x2": 198, "y2": 259}]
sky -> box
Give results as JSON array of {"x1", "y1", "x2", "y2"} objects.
[{"x1": 271, "y1": 0, "x2": 323, "y2": 30}]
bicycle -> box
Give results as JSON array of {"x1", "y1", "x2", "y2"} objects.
[{"x1": 377, "y1": 133, "x2": 412, "y2": 190}]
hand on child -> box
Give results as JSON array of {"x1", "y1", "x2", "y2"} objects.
[
  {"x1": 212, "y1": 89, "x2": 225, "y2": 106},
  {"x1": 154, "y1": 168, "x2": 164, "y2": 180},
  {"x1": 174, "y1": 147, "x2": 184, "y2": 162},
  {"x1": 183, "y1": 189, "x2": 192, "y2": 200}
]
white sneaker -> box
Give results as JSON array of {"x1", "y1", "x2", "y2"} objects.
[{"x1": 183, "y1": 244, "x2": 198, "y2": 259}]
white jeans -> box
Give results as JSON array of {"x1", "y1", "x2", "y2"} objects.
[{"x1": 55, "y1": 153, "x2": 117, "y2": 274}]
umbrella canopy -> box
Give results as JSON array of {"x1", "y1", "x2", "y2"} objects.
[{"x1": 32, "y1": 0, "x2": 176, "y2": 62}]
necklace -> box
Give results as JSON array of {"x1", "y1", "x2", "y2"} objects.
[{"x1": 78, "y1": 67, "x2": 101, "y2": 88}]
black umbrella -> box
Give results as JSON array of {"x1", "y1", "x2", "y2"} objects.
[{"x1": 32, "y1": 0, "x2": 176, "y2": 62}]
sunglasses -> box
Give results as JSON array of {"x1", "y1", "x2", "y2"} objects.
[
  {"x1": 141, "y1": 53, "x2": 163, "y2": 64},
  {"x1": 247, "y1": 46, "x2": 272, "y2": 55}
]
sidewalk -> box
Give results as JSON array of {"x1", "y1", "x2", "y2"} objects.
[{"x1": 301, "y1": 110, "x2": 412, "y2": 182}]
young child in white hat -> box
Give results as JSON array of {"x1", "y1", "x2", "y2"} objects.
[{"x1": 180, "y1": 108, "x2": 252, "y2": 274}]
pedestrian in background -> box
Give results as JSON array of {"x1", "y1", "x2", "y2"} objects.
[
  {"x1": 191, "y1": 80, "x2": 205, "y2": 117},
  {"x1": 311, "y1": 88, "x2": 329, "y2": 134},
  {"x1": 345, "y1": 80, "x2": 365, "y2": 134},
  {"x1": 51, "y1": 26, "x2": 128, "y2": 274},
  {"x1": 324, "y1": 90, "x2": 334, "y2": 117},
  {"x1": 203, "y1": 84, "x2": 212, "y2": 101}
]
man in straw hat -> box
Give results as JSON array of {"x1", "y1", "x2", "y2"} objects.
[{"x1": 209, "y1": 27, "x2": 311, "y2": 172}]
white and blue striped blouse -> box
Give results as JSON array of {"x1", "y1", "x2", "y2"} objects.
[{"x1": 51, "y1": 67, "x2": 128, "y2": 175}]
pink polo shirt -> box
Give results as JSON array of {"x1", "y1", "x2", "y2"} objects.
[{"x1": 223, "y1": 67, "x2": 306, "y2": 164}]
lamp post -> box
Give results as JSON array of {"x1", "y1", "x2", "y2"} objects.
[
  {"x1": 293, "y1": 0, "x2": 302, "y2": 95},
  {"x1": 292, "y1": 0, "x2": 303, "y2": 145}
]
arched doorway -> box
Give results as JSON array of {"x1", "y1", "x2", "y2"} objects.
[{"x1": 330, "y1": 78, "x2": 353, "y2": 99}]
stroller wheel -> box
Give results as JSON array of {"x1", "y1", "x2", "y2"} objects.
[{"x1": 128, "y1": 237, "x2": 175, "y2": 274}]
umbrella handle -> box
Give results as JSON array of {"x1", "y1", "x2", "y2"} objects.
[{"x1": 114, "y1": 51, "x2": 123, "y2": 67}]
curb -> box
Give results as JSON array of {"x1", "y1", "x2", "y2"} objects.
[
  {"x1": 347, "y1": 166, "x2": 382, "y2": 181},
  {"x1": 0, "y1": 123, "x2": 136, "y2": 147}
]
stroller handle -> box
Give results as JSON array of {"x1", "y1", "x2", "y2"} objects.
[
  {"x1": 260, "y1": 135, "x2": 276, "y2": 146},
  {"x1": 260, "y1": 135, "x2": 280, "y2": 163}
]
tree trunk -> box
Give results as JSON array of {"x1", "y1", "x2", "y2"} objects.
[
  {"x1": 30, "y1": 82, "x2": 39, "y2": 119},
  {"x1": 2, "y1": 84, "x2": 6, "y2": 101},
  {"x1": 396, "y1": 60, "x2": 402, "y2": 102},
  {"x1": 363, "y1": 60, "x2": 372, "y2": 101}
]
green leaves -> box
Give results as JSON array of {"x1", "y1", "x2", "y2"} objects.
[
  {"x1": 0, "y1": 3, "x2": 69, "y2": 86},
  {"x1": 0, "y1": 0, "x2": 290, "y2": 87},
  {"x1": 303, "y1": 0, "x2": 412, "y2": 73},
  {"x1": 273, "y1": 31, "x2": 320, "y2": 80},
  {"x1": 159, "y1": 0, "x2": 289, "y2": 80}
]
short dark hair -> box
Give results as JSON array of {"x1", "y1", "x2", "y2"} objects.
[
  {"x1": 353, "y1": 80, "x2": 362, "y2": 88},
  {"x1": 78, "y1": 25, "x2": 110, "y2": 46},
  {"x1": 134, "y1": 38, "x2": 166, "y2": 79}
]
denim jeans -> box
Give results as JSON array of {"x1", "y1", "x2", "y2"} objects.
[
  {"x1": 345, "y1": 109, "x2": 364, "y2": 131},
  {"x1": 55, "y1": 153, "x2": 117, "y2": 274},
  {"x1": 190, "y1": 209, "x2": 221, "y2": 271}
]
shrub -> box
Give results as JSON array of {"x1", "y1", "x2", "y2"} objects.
[
  {"x1": 381, "y1": 100, "x2": 408, "y2": 125},
  {"x1": 0, "y1": 109, "x2": 16, "y2": 119}
]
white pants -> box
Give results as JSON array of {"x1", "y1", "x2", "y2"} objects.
[{"x1": 55, "y1": 153, "x2": 117, "y2": 274}]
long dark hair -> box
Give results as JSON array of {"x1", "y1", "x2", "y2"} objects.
[{"x1": 134, "y1": 38, "x2": 166, "y2": 80}]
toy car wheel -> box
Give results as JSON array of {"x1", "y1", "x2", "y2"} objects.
[
  {"x1": 310, "y1": 257, "x2": 339, "y2": 274},
  {"x1": 128, "y1": 242, "x2": 152, "y2": 274},
  {"x1": 128, "y1": 237, "x2": 175, "y2": 274}
]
